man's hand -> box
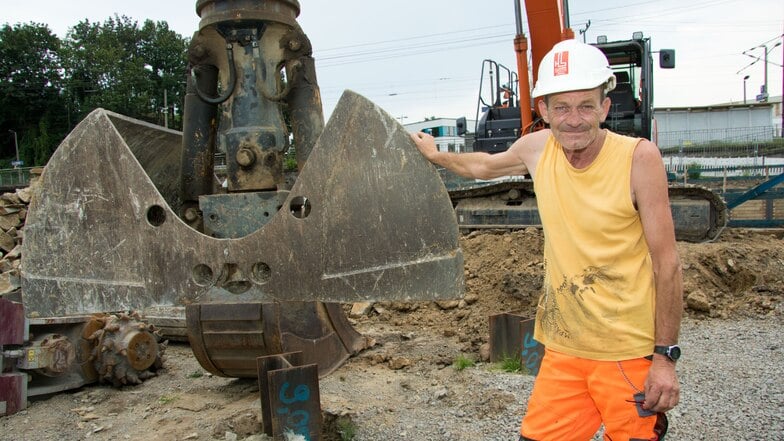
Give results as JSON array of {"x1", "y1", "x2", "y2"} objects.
[
  {"x1": 643, "y1": 356, "x2": 680, "y2": 412},
  {"x1": 410, "y1": 132, "x2": 438, "y2": 161}
]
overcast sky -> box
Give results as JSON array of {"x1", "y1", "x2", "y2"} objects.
[{"x1": 4, "y1": 0, "x2": 783, "y2": 122}]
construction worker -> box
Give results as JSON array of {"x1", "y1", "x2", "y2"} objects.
[{"x1": 411, "y1": 39, "x2": 681, "y2": 440}]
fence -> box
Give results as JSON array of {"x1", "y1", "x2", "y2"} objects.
[
  {"x1": 664, "y1": 159, "x2": 784, "y2": 179},
  {"x1": 660, "y1": 125, "x2": 784, "y2": 177},
  {"x1": 0, "y1": 167, "x2": 33, "y2": 190},
  {"x1": 658, "y1": 125, "x2": 781, "y2": 155}
]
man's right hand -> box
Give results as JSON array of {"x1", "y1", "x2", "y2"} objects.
[{"x1": 410, "y1": 132, "x2": 438, "y2": 161}]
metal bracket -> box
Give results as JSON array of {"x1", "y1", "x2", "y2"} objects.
[
  {"x1": 257, "y1": 352, "x2": 322, "y2": 440},
  {"x1": 489, "y1": 312, "x2": 544, "y2": 376}
]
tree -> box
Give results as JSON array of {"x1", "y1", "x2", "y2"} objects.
[
  {"x1": 0, "y1": 22, "x2": 65, "y2": 167},
  {"x1": 61, "y1": 15, "x2": 188, "y2": 130}
]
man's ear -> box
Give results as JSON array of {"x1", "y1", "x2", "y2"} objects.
[
  {"x1": 599, "y1": 96, "x2": 611, "y2": 123},
  {"x1": 537, "y1": 98, "x2": 549, "y2": 124}
]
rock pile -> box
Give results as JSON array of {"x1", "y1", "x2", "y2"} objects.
[{"x1": 0, "y1": 184, "x2": 33, "y2": 295}]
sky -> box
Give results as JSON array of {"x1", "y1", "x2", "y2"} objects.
[{"x1": 4, "y1": 0, "x2": 783, "y2": 123}]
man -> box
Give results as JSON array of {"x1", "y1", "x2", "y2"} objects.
[{"x1": 411, "y1": 39, "x2": 682, "y2": 440}]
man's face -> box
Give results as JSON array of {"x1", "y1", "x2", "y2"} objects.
[{"x1": 537, "y1": 88, "x2": 611, "y2": 152}]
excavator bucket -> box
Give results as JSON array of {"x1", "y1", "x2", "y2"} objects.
[{"x1": 21, "y1": 90, "x2": 464, "y2": 317}]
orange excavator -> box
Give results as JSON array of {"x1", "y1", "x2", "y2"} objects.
[{"x1": 446, "y1": 0, "x2": 727, "y2": 243}]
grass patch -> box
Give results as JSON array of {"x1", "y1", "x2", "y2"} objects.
[
  {"x1": 452, "y1": 354, "x2": 475, "y2": 371},
  {"x1": 187, "y1": 370, "x2": 203, "y2": 378},
  {"x1": 158, "y1": 395, "x2": 177, "y2": 405},
  {"x1": 493, "y1": 355, "x2": 523, "y2": 373},
  {"x1": 336, "y1": 416, "x2": 357, "y2": 441}
]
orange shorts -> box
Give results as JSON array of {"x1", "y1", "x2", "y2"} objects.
[{"x1": 520, "y1": 348, "x2": 665, "y2": 441}]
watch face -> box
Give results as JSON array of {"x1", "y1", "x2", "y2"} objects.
[{"x1": 669, "y1": 345, "x2": 681, "y2": 360}]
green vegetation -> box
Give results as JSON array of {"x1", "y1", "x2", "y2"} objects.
[
  {"x1": 158, "y1": 395, "x2": 177, "y2": 404},
  {"x1": 187, "y1": 370, "x2": 204, "y2": 378},
  {"x1": 492, "y1": 355, "x2": 523, "y2": 373},
  {"x1": 336, "y1": 416, "x2": 357, "y2": 441},
  {"x1": 1, "y1": 17, "x2": 189, "y2": 167},
  {"x1": 283, "y1": 147, "x2": 298, "y2": 172},
  {"x1": 686, "y1": 162, "x2": 702, "y2": 179},
  {"x1": 452, "y1": 354, "x2": 475, "y2": 371}
]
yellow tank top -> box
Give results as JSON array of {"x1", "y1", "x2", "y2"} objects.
[{"x1": 532, "y1": 131, "x2": 655, "y2": 361}]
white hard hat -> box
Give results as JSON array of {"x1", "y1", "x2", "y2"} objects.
[{"x1": 531, "y1": 39, "x2": 616, "y2": 99}]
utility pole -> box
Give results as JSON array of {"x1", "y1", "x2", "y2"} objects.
[
  {"x1": 579, "y1": 20, "x2": 592, "y2": 43},
  {"x1": 8, "y1": 130, "x2": 19, "y2": 168},
  {"x1": 739, "y1": 38, "x2": 783, "y2": 103},
  {"x1": 164, "y1": 89, "x2": 169, "y2": 129},
  {"x1": 743, "y1": 75, "x2": 750, "y2": 104}
]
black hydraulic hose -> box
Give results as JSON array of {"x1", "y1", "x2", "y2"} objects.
[{"x1": 192, "y1": 43, "x2": 237, "y2": 105}]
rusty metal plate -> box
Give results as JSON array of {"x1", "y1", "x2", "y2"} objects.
[
  {"x1": 488, "y1": 313, "x2": 543, "y2": 376},
  {"x1": 21, "y1": 90, "x2": 464, "y2": 316},
  {"x1": 0, "y1": 298, "x2": 25, "y2": 345}
]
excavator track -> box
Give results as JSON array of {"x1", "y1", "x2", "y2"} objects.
[
  {"x1": 667, "y1": 185, "x2": 729, "y2": 243},
  {"x1": 443, "y1": 171, "x2": 728, "y2": 243}
]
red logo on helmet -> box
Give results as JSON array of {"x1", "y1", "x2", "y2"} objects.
[{"x1": 554, "y1": 51, "x2": 569, "y2": 76}]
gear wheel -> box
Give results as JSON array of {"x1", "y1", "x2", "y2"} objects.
[{"x1": 84, "y1": 311, "x2": 167, "y2": 386}]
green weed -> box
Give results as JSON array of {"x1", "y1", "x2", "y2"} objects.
[
  {"x1": 336, "y1": 416, "x2": 357, "y2": 441},
  {"x1": 452, "y1": 354, "x2": 475, "y2": 371}
]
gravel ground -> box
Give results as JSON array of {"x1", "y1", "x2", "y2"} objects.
[
  {"x1": 333, "y1": 315, "x2": 784, "y2": 441},
  {"x1": 668, "y1": 316, "x2": 784, "y2": 440},
  {"x1": 2, "y1": 316, "x2": 781, "y2": 441}
]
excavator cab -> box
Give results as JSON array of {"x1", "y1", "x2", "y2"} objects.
[
  {"x1": 595, "y1": 34, "x2": 675, "y2": 142},
  {"x1": 472, "y1": 60, "x2": 523, "y2": 153}
]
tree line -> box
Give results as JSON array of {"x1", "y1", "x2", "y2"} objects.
[{"x1": 0, "y1": 16, "x2": 189, "y2": 168}]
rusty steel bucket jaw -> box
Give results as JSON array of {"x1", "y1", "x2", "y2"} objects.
[{"x1": 21, "y1": 90, "x2": 464, "y2": 316}]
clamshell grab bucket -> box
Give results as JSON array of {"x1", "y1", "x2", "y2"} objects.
[{"x1": 21, "y1": 91, "x2": 464, "y2": 317}]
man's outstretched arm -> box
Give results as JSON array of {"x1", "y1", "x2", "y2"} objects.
[{"x1": 410, "y1": 130, "x2": 547, "y2": 180}]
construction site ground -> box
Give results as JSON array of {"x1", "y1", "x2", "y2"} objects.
[{"x1": 1, "y1": 227, "x2": 783, "y2": 440}]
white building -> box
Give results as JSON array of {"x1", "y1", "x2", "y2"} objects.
[
  {"x1": 404, "y1": 118, "x2": 476, "y2": 153},
  {"x1": 654, "y1": 96, "x2": 782, "y2": 148}
]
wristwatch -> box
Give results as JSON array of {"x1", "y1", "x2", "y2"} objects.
[{"x1": 653, "y1": 344, "x2": 681, "y2": 362}]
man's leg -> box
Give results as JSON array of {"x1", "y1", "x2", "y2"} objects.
[
  {"x1": 586, "y1": 357, "x2": 665, "y2": 440},
  {"x1": 520, "y1": 349, "x2": 602, "y2": 440}
]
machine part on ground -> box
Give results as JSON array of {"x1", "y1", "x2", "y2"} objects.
[
  {"x1": 21, "y1": 0, "x2": 463, "y2": 382},
  {"x1": 257, "y1": 352, "x2": 322, "y2": 439},
  {"x1": 488, "y1": 312, "x2": 543, "y2": 376},
  {"x1": 84, "y1": 312, "x2": 166, "y2": 387},
  {"x1": 0, "y1": 298, "x2": 166, "y2": 416}
]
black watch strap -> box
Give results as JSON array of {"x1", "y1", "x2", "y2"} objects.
[{"x1": 653, "y1": 344, "x2": 681, "y2": 361}]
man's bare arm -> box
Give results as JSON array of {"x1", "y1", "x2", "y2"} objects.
[
  {"x1": 410, "y1": 130, "x2": 548, "y2": 180},
  {"x1": 632, "y1": 139, "x2": 682, "y2": 413}
]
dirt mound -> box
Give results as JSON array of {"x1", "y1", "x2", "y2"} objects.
[
  {"x1": 677, "y1": 228, "x2": 784, "y2": 318},
  {"x1": 360, "y1": 227, "x2": 784, "y2": 359}
]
